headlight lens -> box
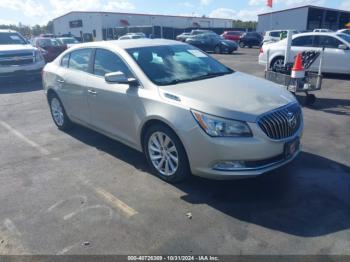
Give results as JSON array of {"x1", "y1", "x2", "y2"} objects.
[
  {"x1": 35, "y1": 50, "x2": 44, "y2": 61},
  {"x1": 191, "y1": 110, "x2": 252, "y2": 137}
]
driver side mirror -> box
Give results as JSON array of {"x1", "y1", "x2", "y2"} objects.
[
  {"x1": 338, "y1": 44, "x2": 348, "y2": 50},
  {"x1": 105, "y1": 71, "x2": 139, "y2": 87}
]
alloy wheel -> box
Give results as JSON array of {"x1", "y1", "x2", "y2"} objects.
[
  {"x1": 51, "y1": 97, "x2": 64, "y2": 127},
  {"x1": 148, "y1": 131, "x2": 179, "y2": 176},
  {"x1": 272, "y1": 58, "x2": 285, "y2": 71}
]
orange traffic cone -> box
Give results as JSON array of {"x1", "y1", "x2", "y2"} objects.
[{"x1": 291, "y1": 53, "x2": 305, "y2": 79}]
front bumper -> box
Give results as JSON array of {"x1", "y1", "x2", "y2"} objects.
[
  {"x1": 181, "y1": 121, "x2": 303, "y2": 180},
  {"x1": 221, "y1": 45, "x2": 236, "y2": 52},
  {"x1": 0, "y1": 61, "x2": 45, "y2": 80}
]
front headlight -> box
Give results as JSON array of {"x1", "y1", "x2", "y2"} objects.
[
  {"x1": 35, "y1": 50, "x2": 44, "y2": 62},
  {"x1": 191, "y1": 110, "x2": 252, "y2": 137}
]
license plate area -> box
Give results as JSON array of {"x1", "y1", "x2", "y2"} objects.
[{"x1": 285, "y1": 138, "x2": 300, "y2": 159}]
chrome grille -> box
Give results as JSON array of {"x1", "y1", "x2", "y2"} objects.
[
  {"x1": 0, "y1": 52, "x2": 34, "y2": 66},
  {"x1": 257, "y1": 103, "x2": 302, "y2": 140}
]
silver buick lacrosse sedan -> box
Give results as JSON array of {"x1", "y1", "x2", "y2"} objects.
[{"x1": 43, "y1": 39, "x2": 303, "y2": 182}]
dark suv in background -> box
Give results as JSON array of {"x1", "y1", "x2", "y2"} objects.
[
  {"x1": 239, "y1": 32, "x2": 263, "y2": 48},
  {"x1": 185, "y1": 33, "x2": 238, "y2": 54}
]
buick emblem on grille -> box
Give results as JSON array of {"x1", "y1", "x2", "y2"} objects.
[{"x1": 287, "y1": 112, "x2": 297, "y2": 129}]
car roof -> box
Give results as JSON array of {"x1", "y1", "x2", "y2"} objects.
[
  {"x1": 293, "y1": 32, "x2": 341, "y2": 37},
  {"x1": 192, "y1": 29, "x2": 211, "y2": 32},
  {"x1": 35, "y1": 37, "x2": 55, "y2": 40},
  {"x1": 72, "y1": 39, "x2": 187, "y2": 50}
]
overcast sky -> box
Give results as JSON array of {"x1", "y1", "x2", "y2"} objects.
[{"x1": 0, "y1": 0, "x2": 349, "y2": 26}]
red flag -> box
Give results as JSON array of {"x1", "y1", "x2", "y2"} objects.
[{"x1": 267, "y1": 0, "x2": 273, "y2": 8}]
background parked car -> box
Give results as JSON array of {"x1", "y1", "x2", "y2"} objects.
[
  {"x1": 239, "y1": 32, "x2": 263, "y2": 48},
  {"x1": 263, "y1": 30, "x2": 299, "y2": 44},
  {"x1": 118, "y1": 33, "x2": 147, "y2": 40},
  {"x1": 337, "y1": 29, "x2": 350, "y2": 35},
  {"x1": 259, "y1": 32, "x2": 350, "y2": 74},
  {"x1": 175, "y1": 30, "x2": 214, "y2": 42},
  {"x1": 33, "y1": 37, "x2": 66, "y2": 62},
  {"x1": 56, "y1": 37, "x2": 80, "y2": 48},
  {"x1": 39, "y1": 33, "x2": 55, "y2": 38},
  {"x1": 221, "y1": 31, "x2": 243, "y2": 42},
  {"x1": 0, "y1": 29, "x2": 45, "y2": 80},
  {"x1": 313, "y1": 29, "x2": 333, "y2": 33},
  {"x1": 190, "y1": 29, "x2": 214, "y2": 35},
  {"x1": 176, "y1": 32, "x2": 191, "y2": 42},
  {"x1": 186, "y1": 33, "x2": 238, "y2": 54}
]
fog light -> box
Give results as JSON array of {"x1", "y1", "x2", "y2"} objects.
[{"x1": 213, "y1": 161, "x2": 246, "y2": 171}]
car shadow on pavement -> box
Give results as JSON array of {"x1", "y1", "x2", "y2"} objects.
[
  {"x1": 177, "y1": 152, "x2": 350, "y2": 237},
  {"x1": 310, "y1": 97, "x2": 350, "y2": 116},
  {"x1": 65, "y1": 126, "x2": 350, "y2": 237},
  {"x1": 323, "y1": 73, "x2": 350, "y2": 81},
  {"x1": 0, "y1": 79, "x2": 43, "y2": 94},
  {"x1": 297, "y1": 95, "x2": 350, "y2": 116},
  {"x1": 66, "y1": 126, "x2": 149, "y2": 171}
]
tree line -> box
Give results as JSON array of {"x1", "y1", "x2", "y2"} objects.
[
  {"x1": 0, "y1": 21, "x2": 54, "y2": 38},
  {"x1": 233, "y1": 20, "x2": 257, "y2": 30}
]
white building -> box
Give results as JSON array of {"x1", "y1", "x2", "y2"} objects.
[
  {"x1": 258, "y1": 5, "x2": 350, "y2": 33},
  {"x1": 53, "y1": 11, "x2": 233, "y2": 41}
]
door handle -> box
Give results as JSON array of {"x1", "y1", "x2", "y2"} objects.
[
  {"x1": 56, "y1": 79, "x2": 65, "y2": 83},
  {"x1": 88, "y1": 89, "x2": 98, "y2": 95}
]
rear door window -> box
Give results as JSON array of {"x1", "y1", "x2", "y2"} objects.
[{"x1": 68, "y1": 49, "x2": 92, "y2": 72}]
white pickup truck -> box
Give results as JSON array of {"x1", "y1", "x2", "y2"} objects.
[{"x1": 0, "y1": 29, "x2": 45, "y2": 80}]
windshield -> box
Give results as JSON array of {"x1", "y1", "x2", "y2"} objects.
[
  {"x1": 338, "y1": 34, "x2": 350, "y2": 43},
  {"x1": 37, "y1": 38, "x2": 60, "y2": 47},
  {"x1": 127, "y1": 44, "x2": 233, "y2": 86},
  {"x1": 0, "y1": 32, "x2": 27, "y2": 45}
]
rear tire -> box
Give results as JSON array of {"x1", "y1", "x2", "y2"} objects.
[
  {"x1": 48, "y1": 93, "x2": 72, "y2": 131},
  {"x1": 143, "y1": 124, "x2": 190, "y2": 183},
  {"x1": 239, "y1": 42, "x2": 245, "y2": 48},
  {"x1": 271, "y1": 56, "x2": 285, "y2": 72}
]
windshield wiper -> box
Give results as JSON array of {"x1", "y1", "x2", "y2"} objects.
[
  {"x1": 166, "y1": 78, "x2": 193, "y2": 85},
  {"x1": 165, "y1": 71, "x2": 233, "y2": 86},
  {"x1": 190, "y1": 71, "x2": 232, "y2": 81}
]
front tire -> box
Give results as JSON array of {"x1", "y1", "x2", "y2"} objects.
[
  {"x1": 144, "y1": 124, "x2": 190, "y2": 183},
  {"x1": 239, "y1": 42, "x2": 245, "y2": 48},
  {"x1": 49, "y1": 93, "x2": 72, "y2": 130},
  {"x1": 214, "y1": 45, "x2": 221, "y2": 54}
]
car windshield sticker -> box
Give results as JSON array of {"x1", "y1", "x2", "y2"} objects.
[{"x1": 188, "y1": 50, "x2": 208, "y2": 58}]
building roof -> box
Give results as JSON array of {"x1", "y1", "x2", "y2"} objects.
[
  {"x1": 53, "y1": 11, "x2": 232, "y2": 22},
  {"x1": 258, "y1": 5, "x2": 350, "y2": 16}
]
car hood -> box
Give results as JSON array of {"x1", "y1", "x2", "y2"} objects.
[
  {"x1": 159, "y1": 72, "x2": 296, "y2": 122},
  {"x1": 221, "y1": 39, "x2": 237, "y2": 46},
  {"x1": 0, "y1": 44, "x2": 37, "y2": 53}
]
